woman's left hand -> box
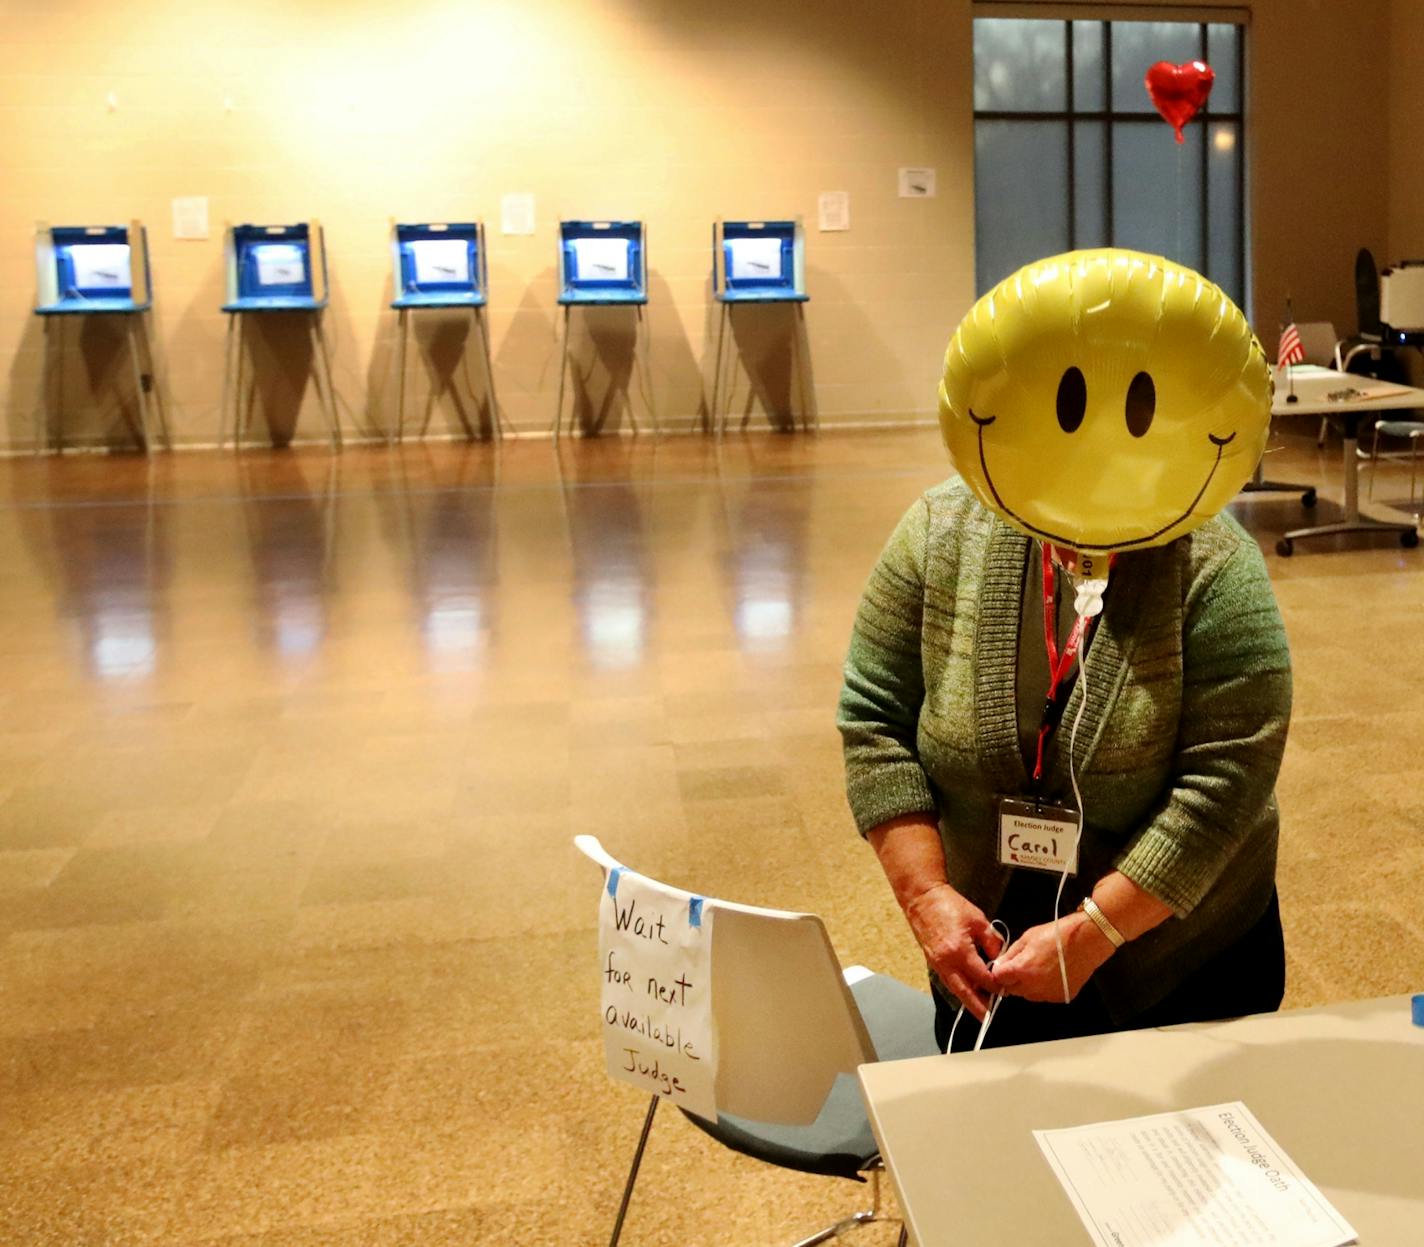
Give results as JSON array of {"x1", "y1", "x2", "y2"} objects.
[{"x1": 990, "y1": 912, "x2": 1116, "y2": 1003}]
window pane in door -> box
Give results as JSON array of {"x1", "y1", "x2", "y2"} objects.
[
  {"x1": 1111, "y1": 21, "x2": 1202, "y2": 113},
  {"x1": 1073, "y1": 22, "x2": 1105, "y2": 112},
  {"x1": 1111, "y1": 121, "x2": 1204, "y2": 272},
  {"x1": 975, "y1": 119, "x2": 1070, "y2": 292},
  {"x1": 1207, "y1": 121, "x2": 1242, "y2": 304},
  {"x1": 974, "y1": 18, "x2": 1067, "y2": 112},
  {"x1": 1206, "y1": 24, "x2": 1240, "y2": 113},
  {"x1": 1073, "y1": 121, "x2": 1108, "y2": 250}
]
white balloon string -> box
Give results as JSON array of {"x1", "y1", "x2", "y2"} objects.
[
  {"x1": 947, "y1": 919, "x2": 1012, "y2": 1054},
  {"x1": 1055, "y1": 605, "x2": 1095, "y2": 1006}
]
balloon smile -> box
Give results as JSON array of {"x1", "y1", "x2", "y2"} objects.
[{"x1": 969, "y1": 409, "x2": 1233, "y2": 551}]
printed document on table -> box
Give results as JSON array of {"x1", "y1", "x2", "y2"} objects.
[{"x1": 1034, "y1": 1101, "x2": 1357, "y2": 1247}]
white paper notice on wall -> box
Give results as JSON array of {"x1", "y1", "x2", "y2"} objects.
[
  {"x1": 572, "y1": 236, "x2": 630, "y2": 282},
  {"x1": 728, "y1": 236, "x2": 783, "y2": 281},
  {"x1": 501, "y1": 192, "x2": 536, "y2": 236},
  {"x1": 898, "y1": 167, "x2": 937, "y2": 198},
  {"x1": 817, "y1": 191, "x2": 850, "y2": 232},
  {"x1": 410, "y1": 238, "x2": 471, "y2": 285},
  {"x1": 70, "y1": 244, "x2": 131, "y2": 290},
  {"x1": 598, "y1": 867, "x2": 718, "y2": 1120},
  {"x1": 171, "y1": 196, "x2": 210, "y2": 240},
  {"x1": 254, "y1": 244, "x2": 306, "y2": 287}
]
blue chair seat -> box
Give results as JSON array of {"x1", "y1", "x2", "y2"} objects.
[{"x1": 680, "y1": 972, "x2": 938, "y2": 1182}]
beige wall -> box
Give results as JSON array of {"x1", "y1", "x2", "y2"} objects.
[
  {"x1": 0, "y1": 0, "x2": 975, "y2": 448},
  {"x1": 0, "y1": 0, "x2": 1398, "y2": 450},
  {"x1": 1390, "y1": 1, "x2": 1424, "y2": 261},
  {"x1": 1249, "y1": 0, "x2": 1390, "y2": 346}
]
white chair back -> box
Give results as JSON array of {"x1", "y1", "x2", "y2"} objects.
[
  {"x1": 1295, "y1": 321, "x2": 1339, "y2": 366},
  {"x1": 575, "y1": 834, "x2": 877, "y2": 1126}
]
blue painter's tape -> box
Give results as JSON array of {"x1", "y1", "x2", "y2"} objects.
[
  {"x1": 688, "y1": 896, "x2": 704, "y2": 928},
  {"x1": 607, "y1": 867, "x2": 624, "y2": 899},
  {"x1": 1412, "y1": 994, "x2": 1424, "y2": 1028}
]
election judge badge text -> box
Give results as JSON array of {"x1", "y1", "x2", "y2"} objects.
[{"x1": 997, "y1": 798, "x2": 1081, "y2": 874}]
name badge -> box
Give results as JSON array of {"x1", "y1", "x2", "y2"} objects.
[{"x1": 997, "y1": 796, "x2": 1080, "y2": 875}]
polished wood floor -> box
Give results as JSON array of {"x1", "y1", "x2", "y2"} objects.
[{"x1": 1, "y1": 428, "x2": 1421, "y2": 1245}]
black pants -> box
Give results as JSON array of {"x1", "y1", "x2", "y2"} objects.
[{"x1": 934, "y1": 884, "x2": 1285, "y2": 1054}]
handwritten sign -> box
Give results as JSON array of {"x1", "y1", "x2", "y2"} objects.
[{"x1": 598, "y1": 868, "x2": 717, "y2": 1119}]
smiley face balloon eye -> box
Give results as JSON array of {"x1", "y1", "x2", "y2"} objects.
[
  {"x1": 1125, "y1": 371, "x2": 1156, "y2": 438},
  {"x1": 1057, "y1": 366, "x2": 1087, "y2": 433}
]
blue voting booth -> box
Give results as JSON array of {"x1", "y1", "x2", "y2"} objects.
[
  {"x1": 388, "y1": 222, "x2": 504, "y2": 441},
  {"x1": 33, "y1": 221, "x2": 168, "y2": 450},
  {"x1": 223, "y1": 222, "x2": 327, "y2": 312},
  {"x1": 710, "y1": 218, "x2": 815, "y2": 435},
  {"x1": 713, "y1": 219, "x2": 806, "y2": 304},
  {"x1": 558, "y1": 220, "x2": 646, "y2": 305},
  {"x1": 391, "y1": 222, "x2": 487, "y2": 309},
  {"x1": 552, "y1": 220, "x2": 657, "y2": 438},
  {"x1": 219, "y1": 221, "x2": 340, "y2": 447}
]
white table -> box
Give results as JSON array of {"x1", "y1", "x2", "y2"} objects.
[
  {"x1": 859, "y1": 995, "x2": 1424, "y2": 1246},
  {"x1": 1269, "y1": 364, "x2": 1424, "y2": 554}
]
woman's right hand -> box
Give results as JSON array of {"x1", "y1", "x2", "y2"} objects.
[
  {"x1": 903, "y1": 883, "x2": 1004, "y2": 1020},
  {"x1": 867, "y1": 814, "x2": 1003, "y2": 1021}
]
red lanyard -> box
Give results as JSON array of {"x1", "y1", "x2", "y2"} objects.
[{"x1": 1031, "y1": 544, "x2": 1113, "y2": 784}]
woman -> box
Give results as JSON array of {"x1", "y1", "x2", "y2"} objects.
[{"x1": 837, "y1": 250, "x2": 1292, "y2": 1051}]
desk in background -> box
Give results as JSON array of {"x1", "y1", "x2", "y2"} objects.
[
  {"x1": 1270, "y1": 364, "x2": 1424, "y2": 554},
  {"x1": 860, "y1": 995, "x2": 1423, "y2": 1246}
]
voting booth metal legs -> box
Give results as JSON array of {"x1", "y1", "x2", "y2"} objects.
[
  {"x1": 552, "y1": 304, "x2": 660, "y2": 441},
  {"x1": 604, "y1": 1093, "x2": 905, "y2": 1247},
  {"x1": 392, "y1": 306, "x2": 507, "y2": 443},
  {"x1": 34, "y1": 312, "x2": 170, "y2": 453},
  {"x1": 711, "y1": 301, "x2": 818, "y2": 436},
  {"x1": 220, "y1": 311, "x2": 342, "y2": 451}
]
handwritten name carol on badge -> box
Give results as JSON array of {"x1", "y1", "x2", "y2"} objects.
[{"x1": 598, "y1": 867, "x2": 718, "y2": 1119}]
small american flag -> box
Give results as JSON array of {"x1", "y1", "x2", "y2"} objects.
[{"x1": 1278, "y1": 323, "x2": 1305, "y2": 367}]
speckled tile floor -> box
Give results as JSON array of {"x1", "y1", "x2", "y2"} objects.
[{"x1": 0, "y1": 428, "x2": 1420, "y2": 1245}]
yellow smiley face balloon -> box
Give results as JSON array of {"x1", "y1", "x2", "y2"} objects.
[{"x1": 939, "y1": 249, "x2": 1271, "y2": 556}]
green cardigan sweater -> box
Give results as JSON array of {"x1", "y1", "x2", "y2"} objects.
[{"x1": 838, "y1": 479, "x2": 1292, "y2": 1020}]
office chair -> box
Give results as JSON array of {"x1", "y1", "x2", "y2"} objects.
[
  {"x1": 1368, "y1": 417, "x2": 1424, "y2": 519},
  {"x1": 1320, "y1": 248, "x2": 1411, "y2": 445},
  {"x1": 576, "y1": 834, "x2": 938, "y2": 1247}
]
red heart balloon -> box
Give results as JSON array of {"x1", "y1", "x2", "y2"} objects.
[{"x1": 1144, "y1": 60, "x2": 1215, "y2": 143}]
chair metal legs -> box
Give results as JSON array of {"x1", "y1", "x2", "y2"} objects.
[
  {"x1": 608, "y1": 1094, "x2": 660, "y2": 1247},
  {"x1": 1368, "y1": 422, "x2": 1424, "y2": 514},
  {"x1": 787, "y1": 1164, "x2": 903, "y2": 1247},
  {"x1": 605, "y1": 1101, "x2": 906, "y2": 1247}
]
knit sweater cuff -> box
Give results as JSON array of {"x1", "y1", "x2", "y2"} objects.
[
  {"x1": 846, "y1": 762, "x2": 937, "y2": 838},
  {"x1": 1114, "y1": 824, "x2": 1214, "y2": 918}
]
